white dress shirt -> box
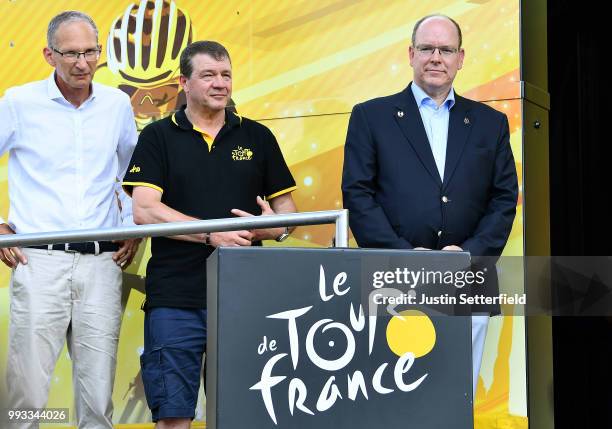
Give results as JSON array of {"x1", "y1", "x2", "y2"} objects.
[{"x1": 0, "y1": 73, "x2": 137, "y2": 234}]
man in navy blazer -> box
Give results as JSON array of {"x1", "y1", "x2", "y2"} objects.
[{"x1": 342, "y1": 14, "x2": 518, "y2": 394}]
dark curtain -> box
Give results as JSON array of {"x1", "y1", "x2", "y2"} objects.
[{"x1": 548, "y1": 2, "x2": 612, "y2": 427}]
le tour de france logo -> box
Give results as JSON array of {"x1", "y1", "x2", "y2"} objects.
[{"x1": 249, "y1": 265, "x2": 438, "y2": 425}]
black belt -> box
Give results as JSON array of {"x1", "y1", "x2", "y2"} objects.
[{"x1": 28, "y1": 241, "x2": 120, "y2": 254}]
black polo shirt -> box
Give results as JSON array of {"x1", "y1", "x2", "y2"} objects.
[{"x1": 122, "y1": 107, "x2": 296, "y2": 309}]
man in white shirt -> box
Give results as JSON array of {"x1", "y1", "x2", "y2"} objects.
[{"x1": 0, "y1": 11, "x2": 140, "y2": 429}]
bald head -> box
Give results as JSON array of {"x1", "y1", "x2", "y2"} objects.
[{"x1": 412, "y1": 14, "x2": 462, "y2": 49}]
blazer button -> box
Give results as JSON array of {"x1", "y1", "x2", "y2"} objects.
[
  {"x1": 441, "y1": 196, "x2": 449, "y2": 203},
  {"x1": 437, "y1": 230, "x2": 442, "y2": 237}
]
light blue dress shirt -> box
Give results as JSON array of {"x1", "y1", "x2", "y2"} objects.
[{"x1": 410, "y1": 82, "x2": 455, "y2": 181}]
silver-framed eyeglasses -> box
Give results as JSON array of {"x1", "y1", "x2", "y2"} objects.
[
  {"x1": 52, "y1": 47, "x2": 101, "y2": 62},
  {"x1": 415, "y1": 45, "x2": 459, "y2": 57}
]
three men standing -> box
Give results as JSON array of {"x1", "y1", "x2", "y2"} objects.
[{"x1": 0, "y1": 9, "x2": 517, "y2": 427}]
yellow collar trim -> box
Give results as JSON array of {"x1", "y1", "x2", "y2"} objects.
[
  {"x1": 193, "y1": 125, "x2": 214, "y2": 151},
  {"x1": 172, "y1": 112, "x2": 215, "y2": 151}
]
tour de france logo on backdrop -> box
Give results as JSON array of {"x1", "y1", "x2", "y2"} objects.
[{"x1": 249, "y1": 265, "x2": 437, "y2": 425}]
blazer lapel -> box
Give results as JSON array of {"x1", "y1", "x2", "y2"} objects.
[
  {"x1": 443, "y1": 95, "x2": 473, "y2": 188},
  {"x1": 393, "y1": 84, "x2": 442, "y2": 187}
]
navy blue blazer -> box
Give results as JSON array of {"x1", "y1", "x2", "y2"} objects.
[{"x1": 342, "y1": 84, "x2": 518, "y2": 312}]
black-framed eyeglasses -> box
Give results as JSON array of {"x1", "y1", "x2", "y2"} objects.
[
  {"x1": 52, "y1": 46, "x2": 101, "y2": 62},
  {"x1": 415, "y1": 45, "x2": 459, "y2": 57}
]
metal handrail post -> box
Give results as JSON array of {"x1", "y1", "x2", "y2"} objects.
[{"x1": 334, "y1": 209, "x2": 349, "y2": 247}]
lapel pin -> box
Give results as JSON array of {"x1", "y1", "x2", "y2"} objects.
[
  {"x1": 397, "y1": 111, "x2": 404, "y2": 118},
  {"x1": 464, "y1": 117, "x2": 470, "y2": 125}
]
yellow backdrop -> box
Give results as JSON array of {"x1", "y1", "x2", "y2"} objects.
[{"x1": 0, "y1": 1, "x2": 525, "y2": 427}]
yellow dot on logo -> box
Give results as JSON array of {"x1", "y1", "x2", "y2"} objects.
[{"x1": 386, "y1": 310, "x2": 436, "y2": 358}]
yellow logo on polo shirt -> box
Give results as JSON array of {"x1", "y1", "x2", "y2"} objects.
[
  {"x1": 232, "y1": 146, "x2": 253, "y2": 161},
  {"x1": 130, "y1": 165, "x2": 141, "y2": 173}
]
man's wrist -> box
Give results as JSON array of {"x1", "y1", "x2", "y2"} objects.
[
  {"x1": 0, "y1": 223, "x2": 14, "y2": 234},
  {"x1": 204, "y1": 232, "x2": 212, "y2": 246},
  {"x1": 275, "y1": 227, "x2": 290, "y2": 242}
]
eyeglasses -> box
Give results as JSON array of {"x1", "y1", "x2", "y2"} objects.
[
  {"x1": 52, "y1": 47, "x2": 101, "y2": 62},
  {"x1": 415, "y1": 45, "x2": 459, "y2": 57}
]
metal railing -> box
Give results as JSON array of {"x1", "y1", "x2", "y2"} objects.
[{"x1": 0, "y1": 209, "x2": 349, "y2": 248}]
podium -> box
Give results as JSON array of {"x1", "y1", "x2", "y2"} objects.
[{"x1": 206, "y1": 248, "x2": 473, "y2": 429}]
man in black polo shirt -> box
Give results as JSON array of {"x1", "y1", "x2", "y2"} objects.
[{"x1": 122, "y1": 40, "x2": 297, "y2": 427}]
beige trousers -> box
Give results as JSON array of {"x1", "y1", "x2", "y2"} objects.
[{"x1": 6, "y1": 248, "x2": 122, "y2": 429}]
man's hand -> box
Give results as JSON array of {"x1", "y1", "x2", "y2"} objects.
[
  {"x1": 442, "y1": 245, "x2": 463, "y2": 251},
  {"x1": 112, "y1": 238, "x2": 142, "y2": 269},
  {"x1": 209, "y1": 230, "x2": 253, "y2": 247},
  {"x1": 0, "y1": 223, "x2": 27, "y2": 268},
  {"x1": 230, "y1": 196, "x2": 284, "y2": 242}
]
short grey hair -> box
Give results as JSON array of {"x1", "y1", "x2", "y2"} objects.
[
  {"x1": 47, "y1": 11, "x2": 98, "y2": 48},
  {"x1": 412, "y1": 14, "x2": 463, "y2": 48}
]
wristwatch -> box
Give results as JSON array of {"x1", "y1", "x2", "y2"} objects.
[{"x1": 275, "y1": 227, "x2": 290, "y2": 242}]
